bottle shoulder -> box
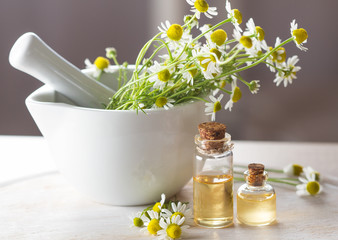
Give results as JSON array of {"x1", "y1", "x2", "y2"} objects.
[{"x1": 237, "y1": 183, "x2": 275, "y2": 197}]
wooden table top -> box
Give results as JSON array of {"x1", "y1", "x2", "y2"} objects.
[{"x1": 1, "y1": 136, "x2": 337, "y2": 239}]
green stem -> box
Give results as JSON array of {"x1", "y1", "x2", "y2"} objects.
[
  {"x1": 216, "y1": 37, "x2": 294, "y2": 80},
  {"x1": 192, "y1": 18, "x2": 232, "y2": 43}
]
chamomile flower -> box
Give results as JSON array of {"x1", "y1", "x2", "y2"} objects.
[
  {"x1": 83, "y1": 56, "x2": 112, "y2": 78},
  {"x1": 245, "y1": 18, "x2": 267, "y2": 51},
  {"x1": 197, "y1": 44, "x2": 222, "y2": 79},
  {"x1": 181, "y1": 64, "x2": 198, "y2": 85},
  {"x1": 129, "y1": 211, "x2": 148, "y2": 228},
  {"x1": 158, "y1": 21, "x2": 192, "y2": 49},
  {"x1": 148, "y1": 61, "x2": 172, "y2": 89},
  {"x1": 297, "y1": 171, "x2": 322, "y2": 197},
  {"x1": 186, "y1": 0, "x2": 218, "y2": 19},
  {"x1": 162, "y1": 201, "x2": 193, "y2": 225},
  {"x1": 266, "y1": 37, "x2": 286, "y2": 72},
  {"x1": 153, "y1": 97, "x2": 175, "y2": 110},
  {"x1": 153, "y1": 193, "x2": 166, "y2": 213},
  {"x1": 184, "y1": 15, "x2": 199, "y2": 29},
  {"x1": 199, "y1": 24, "x2": 212, "y2": 36},
  {"x1": 302, "y1": 166, "x2": 321, "y2": 182},
  {"x1": 273, "y1": 55, "x2": 301, "y2": 87},
  {"x1": 105, "y1": 47, "x2": 117, "y2": 59},
  {"x1": 225, "y1": 0, "x2": 242, "y2": 32},
  {"x1": 224, "y1": 79, "x2": 242, "y2": 111},
  {"x1": 205, "y1": 94, "x2": 223, "y2": 121},
  {"x1": 204, "y1": 29, "x2": 228, "y2": 50},
  {"x1": 232, "y1": 29, "x2": 252, "y2": 50},
  {"x1": 157, "y1": 215, "x2": 189, "y2": 240},
  {"x1": 143, "y1": 210, "x2": 162, "y2": 235},
  {"x1": 283, "y1": 163, "x2": 303, "y2": 177},
  {"x1": 248, "y1": 80, "x2": 260, "y2": 94},
  {"x1": 290, "y1": 19, "x2": 308, "y2": 52}
]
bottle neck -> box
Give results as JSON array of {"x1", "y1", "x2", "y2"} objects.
[
  {"x1": 244, "y1": 170, "x2": 268, "y2": 187},
  {"x1": 195, "y1": 133, "x2": 233, "y2": 156}
]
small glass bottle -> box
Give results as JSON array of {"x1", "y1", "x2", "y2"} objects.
[
  {"x1": 237, "y1": 163, "x2": 276, "y2": 226},
  {"x1": 193, "y1": 122, "x2": 234, "y2": 228}
]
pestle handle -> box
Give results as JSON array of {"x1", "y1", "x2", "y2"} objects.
[{"x1": 9, "y1": 32, "x2": 115, "y2": 109}]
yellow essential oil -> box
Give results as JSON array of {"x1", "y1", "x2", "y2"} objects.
[
  {"x1": 237, "y1": 192, "x2": 276, "y2": 226},
  {"x1": 193, "y1": 174, "x2": 233, "y2": 228},
  {"x1": 194, "y1": 122, "x2": 234, "y2": 228}
]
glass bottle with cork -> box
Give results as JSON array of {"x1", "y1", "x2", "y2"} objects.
[
  {"x1": 237, "y1": 163, "x2": 276, "y2": 226},
  {"x1": 193, "y1": 122, "x2": 234, "y2": 228}
]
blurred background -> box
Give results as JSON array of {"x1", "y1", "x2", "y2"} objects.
[{"x1": 1, "y1": 0, "x2": 337, "y2": 142}]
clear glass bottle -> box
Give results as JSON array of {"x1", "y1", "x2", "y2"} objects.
[
  {"x1": 193, "y1": 122, "x2": 234, "y2": 228},
  {"x1": 237, "y1": 163, "x2": 276, "y2": 226}
]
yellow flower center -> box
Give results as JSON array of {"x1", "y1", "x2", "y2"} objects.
[
  {"x1": 220, "y1": 80, "x2": 226, "y2": 88},
  {"x1": 210, "y1": 48, "x2": 222, "y2": 62},
  {"x1": 166, "y1": 224, "x2": 182, "y2": 239},
  {"x1": 314, "y1": 172, "x2": 320, "y2": 182},
  {"x1": 210, "y1": 29, "x2": 227, "y2": 46},
  {"x1": 94, "y1": 56, "x2": 110, "y2": 70},
  {"x1": 232, "y1": 87, "x2": 242, "y2": 102},
  {"x1": 233, "y1": 9, "x2": 242, "y2": 24},
  {"x1": 270, "y1": 46, "x2": 286, "y2": 63},
  {"x1": 167, "y1": 24, "x2": 183, "y2": 41},
  {"x1": 133, "y1": 217, "x2": 144, "y2": 227},
  {"x1": 240, "y1": 36, "x2": 252, "y2": 48},
  {"x1": 255, "y1": 26, "x2": 265, "y2": 41},
  {"x1": 194, "y1": 0, "x2": 209, "y2": 13},
  {"x1": 188, "y1": 64, "x2": 198, "y2": 78},
  {"x1": 306, "y1": 181, "x2": 320, "y2": 195},
  {"x1": 171, "y1": 212, "x2": 185, "y2": 222},
  {"x1": 213, "y1": 101, "x2": 221, "y2": 113},
  {"x1": 147, "y1": 219, "x2": 161, "y2": 235},
  {"x1": 157, "y1": 69, "x2": 170, "y2": 82},
  {"x1": 155, "y1": 97, "x2": 168, "y2": 108},
  {"x1": 293, "y1": 28, "x2": 308, "y2": 45},
  {"x1": 152, "y1": 202, "x2": 162, "y2": 213},
  {"x1": 199, "y1": 57, "x2": 209, "y2": 71},
  {"x1": 292, "y1": 164, "x2": 303, "y2": 176}
]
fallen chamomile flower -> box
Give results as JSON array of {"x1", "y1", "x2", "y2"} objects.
[
  {"x1": 157, "y1": 215, "x2": 189, "y2": 240},
  {"x1": 143, "y1": 210, "x2": 162, "y2": 235},
  {"x1": 129, "y1": 211, "x2": 148, "y2": 228},
  {"x1": 161, "y1": 202, "x2": 193, "y2": 225},
  {"x1": 153, "y1": 193, "x2": 166, "y2": 213},
  {"x1": 130, "y1": 194, "x2": 191, "y2": 239},
  {"x1": 283, "y1": 163, "x2": 303, "y2": 177},
  {"x1": 302, "y1": 166, "x2": 320, "y2": 182},
  {"x1": 297, "y1": 170, "x2": 322, "y2": 196}
]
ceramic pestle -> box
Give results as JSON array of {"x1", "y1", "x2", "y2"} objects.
[{"x1": 9, "y1": 32, "x2": 115, "y2": 109}]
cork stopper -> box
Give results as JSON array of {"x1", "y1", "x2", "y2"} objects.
[
  {"x1": 198, "y1": 122, "x2": 226, "y2": 140},
  {"x1": 247, "y1": 163, "x2": 266, "y2": 186},
  {"x1": 198, "y1": 122, "x2": 226, "y2": 151}
]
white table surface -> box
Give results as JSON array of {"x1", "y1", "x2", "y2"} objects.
[{"x1": 1, "y1": 136, "x2": 338, "y2": 239}]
